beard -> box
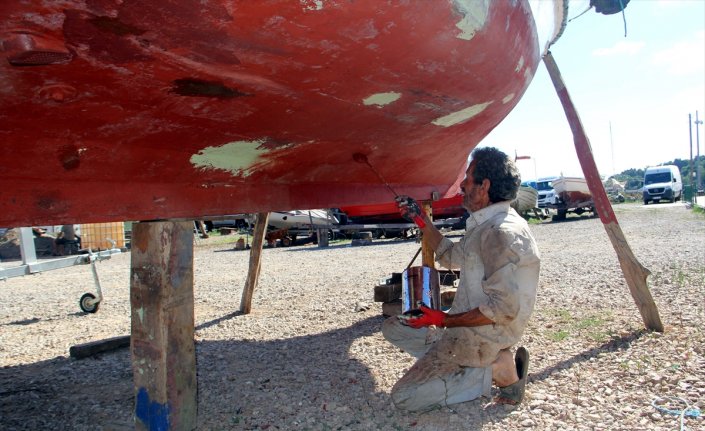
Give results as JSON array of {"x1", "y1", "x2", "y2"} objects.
[{"x1": 461, "y1": 193, "x2": 473, "y2": 213}]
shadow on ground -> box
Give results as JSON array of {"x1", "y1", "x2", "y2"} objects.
[
  {"x1": 530, "y1": 329, "x2": 648, "y2": 386},
  {"x1": 0, "y1": 313, "x2": 511, "y2": 430}
]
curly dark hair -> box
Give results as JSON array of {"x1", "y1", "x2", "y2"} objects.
[{"x1": 469, "y1": 147, "x2": 521, "y2": 203}]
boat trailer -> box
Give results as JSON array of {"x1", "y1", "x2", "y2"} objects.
[
  {"x1": 0, "y1": 227, "x2": 122, "y2": 313},
  {"x1": 545, "y1": 199, "x2": 597, "y2": 221}
]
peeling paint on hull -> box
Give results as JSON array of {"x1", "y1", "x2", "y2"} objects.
[
  {"x1": 190, "y1": 140, "x2": 269, "y2": 177},
  {"x1": 453, "y1": 0, "x2": 490, "y2": 40},
  {"x1": 363, "y1": 92, "x2": 402, "y2": 107},
  {"x1": 0, "y1": 1, "x2": 564, "y2": 226},
  {"x1": 431, "y1": 102, "x2": 493, "y2": 127}
]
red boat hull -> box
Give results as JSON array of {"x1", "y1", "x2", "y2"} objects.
[
  {"x1": 340, "y1": 194, "x2": 465, "y2": 224},
  {"x1": 1, "y1": 1, "x2": 541, "y2": 226}
]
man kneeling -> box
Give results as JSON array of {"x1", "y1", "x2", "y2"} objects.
[{"x1": 383, "y1": 147, "x2": 540, "y2": 411}]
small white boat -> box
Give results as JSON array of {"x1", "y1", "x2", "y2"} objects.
[
  {"x1": 268, "y1": 210, "x2": 338, "y2": 230},
  {"x1": 552, "y1": 177, "x2": 592, "y2": 206},
  {"x1": 511, "y1": 186, "x2": 539, "y2": 215}
]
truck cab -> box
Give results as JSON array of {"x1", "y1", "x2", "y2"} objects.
[{"x1": 643, "y1": 165, "x2": 682, "y2": 204}]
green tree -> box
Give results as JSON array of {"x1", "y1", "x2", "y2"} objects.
[{"x1": 615, "y1": 156, "x2": 705, "y2": 190}]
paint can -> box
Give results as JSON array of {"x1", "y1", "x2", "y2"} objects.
[{"x1": 401, "y1": 266, "x2": 440, "y2": 313}]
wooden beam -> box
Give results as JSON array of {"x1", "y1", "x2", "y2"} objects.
[
  {"x1": 69, "y1": 335, "x2": 130, "y2": 359},
  {"x1": 240, "y1": 212, "x2": 270, "y2": 314},
  {"x1": 421, "y1": 201, "x2": 435, "y2": 267},
  {"x1": 543, "y1": 51, "x2": 663, "y2": 332},
  {"x1": 317, "y1": 228, "x2": 329, "y2": 248},
  {"x1": 130, "y1": 221, "x2": 197, "y2": 430}
]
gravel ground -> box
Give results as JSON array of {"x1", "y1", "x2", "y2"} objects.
[{"x1": 1, "y1": 203, "x2": 703, "y2": 430}]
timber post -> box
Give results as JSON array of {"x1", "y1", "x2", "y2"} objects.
[
  {"x1": 421, "y1": 201, "x2": 435, "y2": 267},
  {"x1": 543, "y1": 51, "x2": 664, "y2": 332},
  {"x1": 240, "y1": 212, "x2": 270, "y2": 314},
  {"x1": 317, "y1": 228, "x2": 330, "y2": 248},
  {"x1": 130, "y1": 221, "x2": 197, "y2": 430}
]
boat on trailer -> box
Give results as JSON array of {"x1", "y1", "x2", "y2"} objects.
[
  {"x1": 552, "y1": 176, "x2": 592, "y2": 208},
  {"x1": 548, "y1": 176, "x2": 597, "y2": 220}
]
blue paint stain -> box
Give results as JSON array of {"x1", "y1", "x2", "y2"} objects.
[{"x1": 135, "y1": 387, "x2": 170, "y2": 431}]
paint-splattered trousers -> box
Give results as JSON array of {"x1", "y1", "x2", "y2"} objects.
[{"x1": 382, "y1": 317, "x2": 492, "y2": 412}]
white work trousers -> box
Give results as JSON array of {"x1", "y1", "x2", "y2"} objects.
[{"x1": 382, "y1": 317, "x2": 492, "y2": 412}]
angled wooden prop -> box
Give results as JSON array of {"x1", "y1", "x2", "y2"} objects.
[
  {"x1": 543, "y1": 51, "x2": 664, "y2": 332},
  {"x1": 240, "y1": 212, "x2": 270, "y2": 314}
]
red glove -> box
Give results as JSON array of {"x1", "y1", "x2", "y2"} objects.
[
  {"x1": 399, "y1": 305, "x2": 446, "y2": 328},
  {"x1": 395, "y1": 195, "x2": 427, "y2": 228}
]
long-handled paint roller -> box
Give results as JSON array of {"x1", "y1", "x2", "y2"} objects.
[{"x1": 352, "y1": 152, "x2": 426, "y2": 228}]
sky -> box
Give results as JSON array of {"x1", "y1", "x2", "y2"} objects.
[{"x1": 480, "y1": 0, "x2": 705, "y2": 180}]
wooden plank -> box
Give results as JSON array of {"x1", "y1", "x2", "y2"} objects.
[
  {"x1": 130, "y1": 221, "x2": 197, "y2": 430},
  {"x1": 544, "y1": 51, "x2": 663, "y2": 332},
  {"x1": 69, "y1": 335, "x2": 130, "y2": 359},
  {"x1": 240, "y1": 212, "x2": 270, "y2": 314},
  {"x1": 219, "y1": 227, "x2": 237, "y2": 235},
  {"x1": 373, "y1": 283, "x2": 402, "y2": 303}
]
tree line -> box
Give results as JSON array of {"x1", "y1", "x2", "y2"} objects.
[{"x1": 613, "y1": 155, "x2": 705, "y2": 189}]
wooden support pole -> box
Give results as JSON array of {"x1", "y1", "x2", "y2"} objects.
[
  {"x1": 196, "y1": 220, "x2": 209, "y2": 238},
  {"x1": 317, "y1": 228, "x2": 329, "y2": 248},
  {"x1": 130, "y1": 221, "x2": 197, "y2": 430},
  {"x1": 240, "y1": 212, "x2": 270, "y2": 314},
  {"x1": 421, "y1": 201, "x2": 435, "y2": 267},
  {"x1": 544, "y1": 51, "x2": 663, "y2": 332}
]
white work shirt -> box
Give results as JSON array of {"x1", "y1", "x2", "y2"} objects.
[{"x1": 433, "y1": 201, "x2": 540, "y2": 367}]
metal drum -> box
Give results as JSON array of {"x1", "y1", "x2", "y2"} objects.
[{"x1": 401, "y1": 266, "x2": 441, "y2": 313}]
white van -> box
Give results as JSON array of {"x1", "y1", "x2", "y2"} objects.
[{"x1": 643, "y1": 165, "x2": 682, "y2": 204}]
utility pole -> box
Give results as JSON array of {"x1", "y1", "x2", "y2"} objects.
[
  {"x1": 689, "y1": 113, "x2": 694, "y2": 202},
  {"x1": 610, "y1": 121, "x2": 615, "y2": 177},
  {"x1": 696, "y1": 111, "x2": 703, "y2": 193}
]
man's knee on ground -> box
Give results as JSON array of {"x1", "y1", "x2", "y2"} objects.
[
  {"x1": 391, "y1": 364, "x2": 492, "y2": 411},
  {"x1": 390, "y1": 377, "x2": 446, "y2": 412},
  {"x1": 381, "y1": 316, "x2": 404, "y2": 343}
]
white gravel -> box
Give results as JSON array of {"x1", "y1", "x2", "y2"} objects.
[{"x1": 1, "y1": 203, "x2": 703, "y2": 430}]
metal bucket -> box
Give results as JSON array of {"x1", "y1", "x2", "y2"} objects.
[{"x1": 401, "y1": 266, "x2": 440, "y2": 313}]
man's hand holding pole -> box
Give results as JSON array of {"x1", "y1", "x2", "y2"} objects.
[
  {"x1": 395, "y1": 195, "x2": 446, "y2": 252},
  {"x1": 395, "y1": 195, "x2": 427, "y2": 228}
]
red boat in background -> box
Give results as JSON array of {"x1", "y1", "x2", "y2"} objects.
[
  {"x1": 0, "y1": 1, "x2": 569, "y2": 227},
  {"x1": 339, "y1": 193, "x2": 465, "y2": 225}
]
